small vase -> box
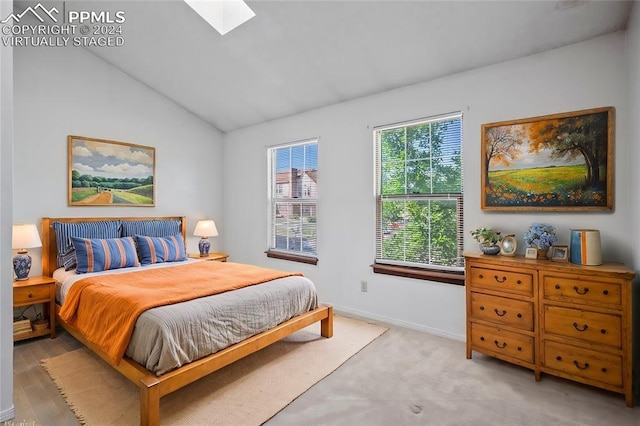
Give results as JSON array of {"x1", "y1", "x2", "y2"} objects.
[
  {"x1": 537, "y1": 248, "x2": 549, "y2": 260},
  {"x1": 480, "y1": 244, "x2": 500, "y2": 255}
]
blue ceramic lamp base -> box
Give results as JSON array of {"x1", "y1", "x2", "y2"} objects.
[
  {"x1": 198, "y1": 237, "x2": 211, "y2": 257},
  {"x1": 13, "y1": 251, "x2": 32, "y2": 280}
]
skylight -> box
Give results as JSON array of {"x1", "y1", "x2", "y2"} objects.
[{"x1": 184, "y1": 0, "x2": 255, "y2": 35}]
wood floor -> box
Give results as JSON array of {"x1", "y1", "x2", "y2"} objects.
[{"x1": 10, "y1": 328, "x2": 82, "y2": 425}]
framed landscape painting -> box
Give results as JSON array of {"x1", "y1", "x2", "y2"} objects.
[
  {"x1": 481, "y1": 107, "x2": 613, "y2": 211},
  {"x1": 68, "y1": 136, "x2": 155, "y2": 206}
]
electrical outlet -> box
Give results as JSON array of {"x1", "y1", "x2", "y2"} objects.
[{"x1": 360, "y1": 280, "x2": 368, "y2": 292}]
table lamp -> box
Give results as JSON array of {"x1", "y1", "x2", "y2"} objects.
[
  {"x1": 12, "y1": 223, "x2": 42, "y2": 280},
  {"x1": 194, "y1": 219, "x2": 219, "y2": 257}
]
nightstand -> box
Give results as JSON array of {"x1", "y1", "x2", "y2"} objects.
[
  {"x1": 13, "y1": 276, "x2": 56, "y2": 341},
  {"x1": 188, "y1": 252, "x2": 229, "y2": 262}
]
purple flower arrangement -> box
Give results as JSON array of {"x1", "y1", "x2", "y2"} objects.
[{"x1": 524, "y1": 223, "x2": 557, "y2": 250}]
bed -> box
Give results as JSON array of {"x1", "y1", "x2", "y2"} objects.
[{"x1": 41, "y1": 216, "x2": 333, "y2": 426}]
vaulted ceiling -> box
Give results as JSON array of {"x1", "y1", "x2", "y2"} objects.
[{"x1": 18, "y1": 1, "x2": 634, "y2": 132}]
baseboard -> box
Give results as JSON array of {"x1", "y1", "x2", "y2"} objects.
[
  {"x1": 0, "y1": 405, "x2": 15, "y2": 423},
  {"x1": 329, "y1": 303, "x2": 465, "y2": 342}
]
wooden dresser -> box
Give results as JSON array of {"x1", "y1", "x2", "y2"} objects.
[{"x1": 465, "y1": 253, "x2": 635, "y2": 406}]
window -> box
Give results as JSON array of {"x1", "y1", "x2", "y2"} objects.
[
  {"x1": 374, "y1": 113, "x2": 464, "y2": 284},
  {"x1": 267, "y1": 139, "x2": 318, "y2": 264}
]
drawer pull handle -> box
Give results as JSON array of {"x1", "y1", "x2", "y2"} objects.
[
  {"x1": 573, "y1": 286, "x2": 589, "y2": 295},
  {"x1": 573, "y1": 322, "x2": 588, "y2": 332},
  {"x1": 555, "y1": 284, "x2": 561, "y2": 290},
  {"x1": 601, "y1": 368, "x2": 608, "y2": 373},
  {"x1": 600, "y1": 329, "x2": 607, "y2": 334},
  {"x1": 517, "y1": 313, "x2": 522, "y2": 318},
  {"x1": 556, "y1": 356, "x2": 562, "y2": 361},
  {"x1": 494, "y1": 340, "x2": 507, "y2": 349},
  {"x1": 480, "y1": 306, "x2": 485, "y2": 311},
  {"x1": 494, "y1": 275, "x2": 507, "y2": 283},
  {"x1": 28, "y1": 293, "x2": 33, "y2": 298},
  {"x1": 573, "y1": 360, "x2": 590, "y2": 370},
  {"x1": 494, "y1": 309, "x2": 507, "y2": 317},
  {"x1": 516, "y1": 280, "x2": 522, "y2": 285},
  {"x1": 479, "y1": 274, "x2": 484, "y2": 279},
  {"x1": 517, "y1": 346, "x2": 522, "y2": 352},
  {"x1": 480, "y1": 336, "x2": 485, "y2": 341},
  {"x1": 603, "y1": 290, "x2": 609, "y2": 295}
]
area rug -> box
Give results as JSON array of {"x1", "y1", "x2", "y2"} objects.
[{"x1": 41, "y1": 315, "x2": 387, "y2": 425}]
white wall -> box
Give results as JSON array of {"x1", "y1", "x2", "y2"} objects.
[
  {"x1": 224, "y1": 32, "x2": 630, "y2": 340},
  {"x1": 13, "y1": 44, "x2": 225, "y2": 276},
  {"x1": 625, "y1": 0, "x2": 640, "y2": 401},
  {"x1": 0, "y1": 0, "x2": 14, "y2": 420},
  {"x1": 629, "y1": 3, "x2": 640, "y2": 270}
]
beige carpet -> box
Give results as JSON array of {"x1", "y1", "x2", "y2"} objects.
[{"x1": 41, "y1": 315, "x2": 387, "y2": 425}]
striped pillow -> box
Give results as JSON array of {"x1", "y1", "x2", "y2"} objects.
[
  {"x1": 121, "y1": 220, "x2": 181, "y2": 238},
  {"x1": 71, "y1": 236, "x2": 140, "y2": 274},
  {"x1": 52, "y1": 221, "x2": 121, "y2": 268},
  {"x1": 136, "y1": 234, "x2": 186, "y2": 265},
  {"x1": 60, "y1": 248, "x2": 78, "y2": 271}
]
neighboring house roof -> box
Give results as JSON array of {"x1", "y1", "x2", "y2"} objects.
[
  {"x1": 304, "y1": 169, "x2": 317, "y2": 183},
  {"x1": 276, "y1": 168, "x2": 297, "y2": 184},
  {"x1": 276, "y1": 168, "x2": 318, "y2": 184}
]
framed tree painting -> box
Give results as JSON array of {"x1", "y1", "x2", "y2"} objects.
[
  {"x1": 68, "y1": 135, "x2": 155, "y2": 206},
  {"x1": 481, "y1": 107, "x2": 613, "y2": 211}
]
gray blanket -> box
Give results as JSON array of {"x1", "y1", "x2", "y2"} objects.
[
  {"x1": 55, "y1": 264, "x2": 317, "y2": 375},
  {"x1": 126, "y1": 275, "x2": 318, "y2": 375}
]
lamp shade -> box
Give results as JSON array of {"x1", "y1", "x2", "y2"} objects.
[
  {"x1": 12, "y1": 224, "x2": 42, "y2": 250},
  {"x1": 194, "y1": 220, "x2": 219, "y2": 238}
]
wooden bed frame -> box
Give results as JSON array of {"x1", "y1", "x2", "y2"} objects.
[{"x1": 41, "y1": 216, "x2": 333, "y2": 426}]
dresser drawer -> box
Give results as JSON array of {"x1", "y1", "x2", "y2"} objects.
[
  {"x1": 542, "y1": 273, "x2": 621, "y2": 308},
  {"x1": 471, "y1": 323, "x2": 534, "y2": 363},
  {"x1": 469, "y1": 267, "x2": 533, "y2": 295},
  {"x1": 13, "y1": 285, "x2": 50, "y2": 305},
  {"x1": 470, "y1": 293, "x2": 534, "y2": 331},
  {"x1": 544, "y1": 306, "x2": 621, "y2": 348},
  {"x1": 544, "y1": 340, "x2": 622, "y2": 387}
]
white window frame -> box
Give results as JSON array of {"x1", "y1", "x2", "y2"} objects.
[
  {"x1": 267, "y1": 138, "x2": 318, "y2": 264},
  {"x1": 373, "y1": 112, "x2": 464, "y2": 283}
]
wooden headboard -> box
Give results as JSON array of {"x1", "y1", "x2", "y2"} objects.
[{"x1": 41, "y1": 216, "x2": 187, "y2": 277}]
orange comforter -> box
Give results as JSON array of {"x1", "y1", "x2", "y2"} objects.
[{"x1": 58, "y1": 261, "x2": 302, "y2": 365}]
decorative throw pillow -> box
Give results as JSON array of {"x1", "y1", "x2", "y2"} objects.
[
  {"x1": 136, "y1": 234, "x2": 186, "y2": 265},
  {"x1": 52, "y1": 221, "x2": 121, "y2": 268},
  {"x1": 121, "y1": 220, "x2": 181, "y2": 238},
  {"x1": 71, "y1": 236, "x2": 140, "y2": 274},
  {"x1": 60, "y1": 247, "x2": 77, "y2": 271}
]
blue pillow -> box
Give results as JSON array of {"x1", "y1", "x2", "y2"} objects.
[
  {"x1": 71, "y1": 236, "x2": 140, "y2": 274},
  {"x1": 136, "y1": 234, "x2": 186, "y2": 265},
  {"x1": 121, "y1": 220, "x2": 181, "y2": 238},
  {"x1": 52, "y1": 221, "x2": 121, "y2": 268}
]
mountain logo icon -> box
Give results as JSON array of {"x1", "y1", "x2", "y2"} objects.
[{"x1": 1, "y1": 3, "x2": 59, "y2": 24}]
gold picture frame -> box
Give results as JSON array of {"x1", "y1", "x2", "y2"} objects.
[
  {"x1": 499, "y1": 234, "x2": 517, "y2": 256},
  {"x1": 481, "y1": 107, "x2": 614, "y2": 211},
  {"x1": 68, "y1": 136, "x2": 155, "y2": 206}
]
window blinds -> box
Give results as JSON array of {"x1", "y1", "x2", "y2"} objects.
[
  {"x1": 375, "y1": 113, "x2": 463, "y2": 269},
  {"x1": 268, "y1": 140, "x2": 318, "y2": 257}
]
